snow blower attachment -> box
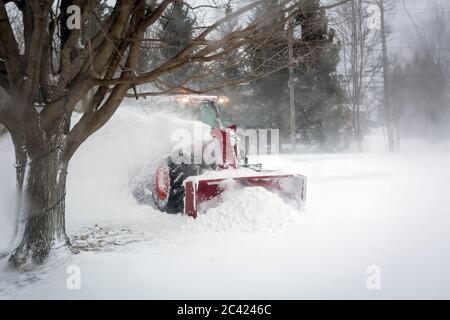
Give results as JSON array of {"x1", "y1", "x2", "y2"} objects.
[
  {"x1": 182, "y1": 125, "x2": 306, "y2": 218},
  {"x1": 150, "y1": 95, "x2": 307, "y2": 218},
  {"x1": 184, "y1": 173, "x2": 306, "y2": 218}
]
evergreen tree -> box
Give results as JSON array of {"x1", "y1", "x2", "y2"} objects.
[
  {"x1": 293, "y1": 0, "x2": 350, "y2": 151},
  {"x1": 157, "y1": 0, "x2": 195, "y2": 87},
  {"x1": 220, "y1": 4, "x2": 243, "y2": 82},
  {"x1": 246, "y1": 0, "x2": 289, "y2": 134},
  {"x1": 216, "y1": 3, "x2": 247, "y2": 123}
]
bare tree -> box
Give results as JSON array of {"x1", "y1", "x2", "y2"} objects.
[
  {"x1": 334, "y1": 0, "x2": 382, "y2": 151},
  {"x1": 0, "y1": 0, "x2": 348, "y2": 269}
]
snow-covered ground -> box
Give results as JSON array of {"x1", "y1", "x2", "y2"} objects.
[{"x1": 1, "y1": 104, "x2": 450, "y2": 299}]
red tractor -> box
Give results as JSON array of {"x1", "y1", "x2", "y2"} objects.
[{"x1": 150, "y1": 95, "x2": 307, "y2": 218}]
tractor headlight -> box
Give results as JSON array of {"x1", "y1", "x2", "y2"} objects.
[
  {"x1": 176, "y1": 96, "x2": 190, "y2": 103},
  {"x1": 218, "y1": 96, "x2": 229, "y2": 104}
]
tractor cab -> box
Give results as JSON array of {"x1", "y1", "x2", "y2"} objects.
[{"x1": 175, "y1": 95, "x2": 229, "y2": 129}]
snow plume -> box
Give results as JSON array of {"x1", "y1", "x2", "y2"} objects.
[
  {"x1": 66, "y1": 105, "x2": 203, "y2": 224},
  {"x1": 187, "y1": 184, "x2": 300, "y2": 233}
]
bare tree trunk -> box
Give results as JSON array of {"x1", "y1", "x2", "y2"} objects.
[
  {"x1": 6, "y1": 131, "x2": 27, "y2": 253},
  {"x1": 356, "y1": 102, "x2": 363, "y2": 151},
  {"x1": 8, "y1": 125, "x2": 72, "y2": 269}
]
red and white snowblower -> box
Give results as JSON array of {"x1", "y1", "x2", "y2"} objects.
[{"x1": 150, "y1": 95, "x2": 307, "y2": 218}]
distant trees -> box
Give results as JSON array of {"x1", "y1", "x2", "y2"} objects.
[
  {"x1": 388, "y1": 5, "x2": 450, "y2": 144},
  {"x1": 409, "y1": 53, "x2": 448, "y2": 141},
  {"x1": 389, "y1": 52, "x2": 449, "y2": 143}
]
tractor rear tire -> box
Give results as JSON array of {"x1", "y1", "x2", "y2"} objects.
[{"x1": 152, "y1": 158, "x2": 197, "y2": 214}]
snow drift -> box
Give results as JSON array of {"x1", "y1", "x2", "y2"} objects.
[{"x1": 187, "y1": 185, "x2": 299, "y2": 233}]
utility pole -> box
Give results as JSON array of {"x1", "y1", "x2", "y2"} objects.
[
  {"x1": 288, "y1": 22, "x2": 296, "y2": 153},
  {"x1": 379, "y1": 0, "x2": 395, "y2": 152}
]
